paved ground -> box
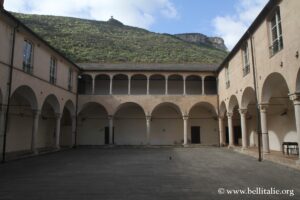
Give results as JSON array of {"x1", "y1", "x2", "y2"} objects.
[{"x1": 0, "y1": 147, "x2": 299, "y2": 200}]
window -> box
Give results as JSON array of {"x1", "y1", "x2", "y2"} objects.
[
  {"x1": 225, "y1": 65, "x2": 230, "y2": 89},
  {"x1": 242, "y1": 42, "x2": 250, "y2": 76},
  {"x1": 23, "y1": 40, "x2": 33, "y2": 73},
  {"x1": 68, "y1": 69, "x2": 73, "y2": 91},
  {"x1": 49, "y1": 57, "x2": 57, "y2": 84},
  {"x1": 269, "y1": 8, "x2": 283, "y2": 56}
]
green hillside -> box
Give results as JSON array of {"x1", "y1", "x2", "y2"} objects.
[{"x1": 12, "y1": 13, "x2": 228, "y2": 64}]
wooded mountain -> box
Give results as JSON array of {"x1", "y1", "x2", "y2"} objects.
[{"x1": 13, "y1": 13, "x2": 228, "y2": 64}]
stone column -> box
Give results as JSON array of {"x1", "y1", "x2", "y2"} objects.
[
  {"x1": 290, "y1": 94, "x2": 300, "y2": 160},
  {"x1": 183, "y1": 115, "x2": 189, "y2": 146},
  {"x1": 31, "y1": 110, "x2": 41, "y2": 154},
  {"x1": 108, "y1": 115, "x2": 114, "y2": 145},
  {"x1": 183, "y1": 76, "x2": 186, "y2": 95},
  {"x1": 55, "y1": 113, "x2": 62, "y2": 149},
  {"x1": 146, "y1": 115, "x2": 151, "y2": 145},
  {"x1": 227, "y1": 112, "x2": 234, "y2": 147},
  {"x1": 218, "y1": 116, "x2": 225, "y2": 146},
  {"x1": 202, "y1": 76, "x2": 205, "y2": 95},
  {"x1": 71, "y1": 115, "x2": 76, "y2": 147},
  {"x1": 147, "y1": 76, "x2": 150, "y2": 95},
  {"x1": 109, "y1": 76, "x2": 113, "y2": 95},
  {"x1": 239, "y1": 108, "x2": 248, "y2": 149},
  {"x1": 165, "y1": 76, "x2": 168, "y2": 95},
  {"x1": 259, "y1": 104, "x2": 270, "y2": 153},
  {"x1": 92, "y1": 76, "x2": 95, "y2": 95},
  {"x1": 128, "y1": 76, "x2": 131, "y2": 95}
]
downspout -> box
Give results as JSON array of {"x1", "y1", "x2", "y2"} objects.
[
  {"x1": 2, "y1": 23, "x2": 18, "y2": 163},
  {"x1": 74, "y1": 73, "x2": 81, "y2": 148},
  {"x1": 248, "y1": 31, "x2": 262, "y2": 162}
]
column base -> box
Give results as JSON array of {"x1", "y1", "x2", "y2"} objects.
[{"x1": 32, "y1": 149, "x2": 39, "y2": 155}]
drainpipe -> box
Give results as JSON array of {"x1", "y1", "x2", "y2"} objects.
[
  {"x1": 2, "y1": 23, "x2": 18, "y2": 163},
  {"x1": 248, "y1": 31, "x2": 262, "y2": 162},
  {"x1": 74, "y1": 74, "x2": 81, "y2": 148}
]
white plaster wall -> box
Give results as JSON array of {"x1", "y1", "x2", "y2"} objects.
[
  {"x1": 268, "y1": 108, "x2": 297, "y2": 151},
  {"x1": 37, "y1": 117, "x2": 55, "y2": 148},
  {"x1": 151, "y1": 106, "x2": 183, "y2": 145},
  {"x1": 6, "y1": 114, "x2": 32, "y2": 152},
  {"x1": 114, "y1": 105, "x2": 146, "y2": 145}
]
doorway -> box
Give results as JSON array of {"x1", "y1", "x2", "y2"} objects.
[
  {"x1": 191, "y1": 126, "x2": 201, "y2": 144},
  {"x1": 105, "y1": 127, "x2": 114, "y2": 145}
]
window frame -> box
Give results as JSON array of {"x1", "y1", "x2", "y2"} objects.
[
  {"x1": 242, "y1": 41, "x2": 250, "y2": 77},
  {"x1": 225, "y1": 65, "x2": 230, "y2": 89},
  {"x1": 268, "y1": 7, "x2": 283, "y2": 56},
  {"x1": 23, "y1": 40, "x2": 34, "y2": 74},
  {"x1": 68, "y1": 68, "x2": 73, "y2": 91},
  {"x1": 49, "y1": 57, "x2": 57, "y2": 85}
]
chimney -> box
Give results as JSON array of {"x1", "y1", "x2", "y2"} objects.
[{"x1": 0, "y1": 0, "x2": 4, "y2": 9}]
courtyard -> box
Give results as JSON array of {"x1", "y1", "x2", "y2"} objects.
[{"x1": 0, "y1": 147, "x2": 299, "y2": 200}]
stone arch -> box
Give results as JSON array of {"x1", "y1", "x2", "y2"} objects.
[
  {"x1": 60, "y1": 100, "x2": 76, "y2": 147},
  {"x1": 241, "y1": 87, "x2": 256, "y2": 109},
  {"x1": 228, "y1": 95, "x2": 239, "y2": 113},
  {"x1": 204, "y1": 76, "x2": 217, "y2": 95},
  {"x1": 261, "y1": 72, "x2": 290, "y2": 103},
  {"x1": 78, "y1": 102, "x2": 109, "y2": 145},
  {"x1": 150, "y1": 102, "x2": 183, "y2": 145},
  {"x1": 168, "y1": 74, "x2": 183, "y2": 94},
  {"x1": 151, "y1": 102, "x2": 182, "y2": 116},
  {"x1": 188, "y1": 102, "x2": 218, "y2": 116},
  {"x1": 188, "y1": 102, "x2": 219, "y2": 145},
  {"x1": 114, "y1": 102, "x2": 146, "y2": 145},
  {"x1": 149, "y1": 74, "x2": 165, "y2": 94},
  {"x1": 78, "y1": 74, "x2": 93, "y2": 95},
  {"x1": 219, "y1": 101, "x2": 227, "y2": 117},
  {"x1": 95, "y1": 74, "x2": 110, "y2": 95},
  {"x1": 186, "y1": 75, "x2": 202, "y2": 95},
  {"x1": 6, "y1": 85, "x2": 38, "y2": 153},
  {"x1": 113, "y1": 74, "x2": 129, "y2": 94},
  {"x1": 114, "y1": 102, "x2": 146, "y2": 116},
  {"x1": 62, "y1": 100, "x2": 75, "y2": 116},
  {"x1": 11, "y1": 85, "x2": 38, "y2": 110},
  {"x1": 131, "y1": 74, "x2": 147, "y2": 95},
  {"x1": 41, "y1": 94, "x2": 60, "y2": 114}
]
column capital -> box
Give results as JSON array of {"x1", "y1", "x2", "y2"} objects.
[
  {"x1": 32, "y1": 110, "x2": 41, "y2": 116},
  {"x1": 108, "y1": 115, "x2": 114, "y2": 120},
  {"x1": 289, "y1": 93, "x2": 300, "y2": 103},
  {"x1": 227, "y1": 112, "x2": 233, "y2": 118},
  {"x1": 146, "y1": 115, "x2": 151, "y2": 121},
  {"x1": 218, "y1": 115, "x2": 225, "y2": 120},
  {"x1": 183, "y1": 115, "x2": 189, "y2": 120},
  {"x1": 259, "y1": 104, "x2": 268, "y2": 113},
  {"x1": 55, "y1": 113, "x2": 62, "y2": 119},
  {"x1": 239, "y1": 108, "x2": 247, "y2": 115}
]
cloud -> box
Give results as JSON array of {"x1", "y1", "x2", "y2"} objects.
[
  {"x1": 212, "y1": 0, "x2": 268, "y2": 50},
  {"x1": 4, "y1": 0, "x2": 178, "y2": 29}
]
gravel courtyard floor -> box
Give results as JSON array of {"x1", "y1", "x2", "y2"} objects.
[{"x1": 0, "y1": 147, "x2": 299, "y2": 200}]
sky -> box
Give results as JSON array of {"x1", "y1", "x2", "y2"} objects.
[{"x1": 4, "y1": 0, "x2": 268, "y2": 50}]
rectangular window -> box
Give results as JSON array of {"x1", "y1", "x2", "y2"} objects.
[
  {"x1": 49, "y1": 57, "x2": 57, "y2": 84},
  {"x1": 23, "y1": 40, "x2": 33, "y2": 73},
  {"x1": 225, "y1": 66, "x2": 230, "y2": 89},
  {"x1": 68, "y1": 69, "x2": 73, "y2": 91},
  {"x1": 269, "y1": 8, "x2": 283, "y2": 56},
  {"x1": 242, "y1": 42, "x2": 250, "y2": 76}
]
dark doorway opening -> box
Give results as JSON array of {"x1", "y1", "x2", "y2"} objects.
[
  {"x1": 225, "y1": 127, "x2": 229, "y2": 145},
  {"x1": 234, "y1": 126, "x2": 242, "y2": 145},
  {"x1": 191, "y1": 126, "x2": 201, "y2": 144}
]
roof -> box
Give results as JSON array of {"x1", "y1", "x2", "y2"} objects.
[
  {"x1": 0, "y1": 9, "x2": 81, "y2": 70},
  {"x1": 78, "y1": 63, "x2": 219, "y2": 72},
  {"x1": 217, "y1": 0, "x2": 281, "y2": 73}
]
